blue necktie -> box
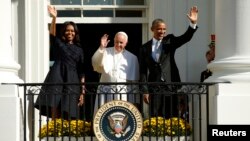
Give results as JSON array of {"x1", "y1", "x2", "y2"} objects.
[{"x1": 155, "y1": 41, "x2": 161, "y2": 62}]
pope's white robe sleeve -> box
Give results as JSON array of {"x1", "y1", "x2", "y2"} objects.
[{"x1": 92, "y1": 48, "x2": 105, "y2": 73}]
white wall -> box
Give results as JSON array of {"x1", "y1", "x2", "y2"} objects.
[
  {"x1": 24, "y1": 0, "x2": 50, "y2": 83},
  {"x1": 20, "y1": 0, "x2": 215, "y2": 83},
  {"x1": 8, "y1": 0, "x2": 215, "y2": 140}
]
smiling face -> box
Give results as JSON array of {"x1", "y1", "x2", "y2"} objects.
[
  {"x1": 61, "y1": 21, "x2": 80, "y2": 45},
  {"x1": 114, "y1": 32, "x2": 128, "y2": 53},
  {"x1": 151, "y1": 19, "x2": 166, "y2": 40},
  {"x1": 64, "y1": 25, "x2": 75, "y2": 44}
]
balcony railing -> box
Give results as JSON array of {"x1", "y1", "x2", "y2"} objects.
[{"x1": 14, "y1": 82, "x2": 214, "y2": 141}]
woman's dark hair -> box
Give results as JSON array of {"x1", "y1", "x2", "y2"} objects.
[{"x1": 60, "y1": 21, "x2": 81, "y2": 47}]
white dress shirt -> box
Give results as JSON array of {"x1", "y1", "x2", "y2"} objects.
[{"x1": 152, "y1": 38, "x2": 162, "y2": 62}]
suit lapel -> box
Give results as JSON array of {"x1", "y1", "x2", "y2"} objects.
[
  {"x1": 146, "y1": 40, "x2": 155, "y2": 61},
  {"x1": 159, "y1": 38, "x2": 170, "y2": 62}
]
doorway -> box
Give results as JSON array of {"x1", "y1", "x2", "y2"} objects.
[
  {"x1": 81, "y1": 24, "x2": 142, "y2": 120},
  {"x1": 53, "y1": 23, "x2": 142, "y2": 82},
  {"x1": 52, "y1": 23, "x2": 142, "y2": 120},
  {"x1": 78, "y1": 24, "x2": 142, "y2": 83}
]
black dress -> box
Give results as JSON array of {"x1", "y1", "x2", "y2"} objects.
[{"x1": 35, "y1": 34, "x2": 85, "y2": 119}]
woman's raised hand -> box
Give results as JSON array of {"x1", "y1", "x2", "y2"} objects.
[{"x1": 48, "y1": 5, "x2": 57, "y2": 18}]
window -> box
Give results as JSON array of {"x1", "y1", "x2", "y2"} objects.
[
  {"x1": 51, "y1": 0, "x2": 145, "y2": 5},
  {"x1": 48, "y1": 0, "x2": 148, "y2": 67},
  {"x1": 50, "y1": 0, "x2": 148, "y2": 18}
]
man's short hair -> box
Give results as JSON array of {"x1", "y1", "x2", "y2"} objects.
[{"x1": 151, "y1": 18, "x2": 165, "y2": 27}]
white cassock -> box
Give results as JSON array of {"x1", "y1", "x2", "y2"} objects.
[{"x1": 92, "y1": 47, "x2": 139, "y2": 114}]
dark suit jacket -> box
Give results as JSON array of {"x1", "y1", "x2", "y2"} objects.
[
  {"x1": 200, "y1": 69, "x2": 212, "y2": 82},
  {"x1": 139, "y1": 26, "x2": 198, "y2": 93}
]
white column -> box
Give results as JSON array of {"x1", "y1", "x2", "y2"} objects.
[
  {"x1": 207, "y1": 0, "x2": 250, "y2": 82},
  {"x1": 0, "y1": 0, "x2": 22, "y2": 83},
  {"x1": 207, "y1": 0, "x2": 250, "y2": 125},
  {"x1": 25, "y1": 0, "x2": 49, "y2": 140},
  {"x1": 0, "y1": 0, "x2": 23, "y2": 141}
]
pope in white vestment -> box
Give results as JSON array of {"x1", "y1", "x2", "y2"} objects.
[{"x1": 92, "y1": 32, "x2": 139, "y2": 114}]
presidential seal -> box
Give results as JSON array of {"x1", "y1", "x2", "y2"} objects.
[{"x1": 93, "y1": 100, "x2": 143, "y2": 141}]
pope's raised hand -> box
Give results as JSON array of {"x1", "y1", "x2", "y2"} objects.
[{"x1": 100, "y1": 34, "x2": 110, "y2": 49}]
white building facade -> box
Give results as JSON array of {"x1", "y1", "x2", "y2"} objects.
[{"x1": 1, "y1": 0, "x2": 250, "y2": 141}]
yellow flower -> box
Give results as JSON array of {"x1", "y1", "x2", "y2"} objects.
[
  {"x1": 69, "y1": 120, "x2": 91, "y2": 137},
  {"x1": 39, "y1": 119, "x2": 92, "y2": 138},
  {"x1": 143, "y1": 117, "x2": 192, "y2": 137},
  {"x1": 39, "y1": 119, "x2": 69, "y2": 138}
]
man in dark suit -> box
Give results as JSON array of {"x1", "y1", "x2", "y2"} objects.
[
  {"x1": 200, "y1": 50, "x2": 213, "y2": 82},
  {"x1": 139, "y1": 6, "x2": 198, "y2": 118}
]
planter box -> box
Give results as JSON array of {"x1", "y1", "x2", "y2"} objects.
[
  {"x1": 41, "y1": 137, "x2": 98, "y2": 141},
  {"x1": 142, "y1": 136, "x2": 190, "y2": 141},
  {"x1": 41, "y1": 136, "x2": 190, "y2": 141}
]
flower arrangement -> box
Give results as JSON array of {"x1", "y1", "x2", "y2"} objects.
[
  {"x1": 143, "y1": 117, "x2": 192, "y2": 137},
  {"x1": 39, "y1": 119, "x2": 91, "y2": 138},
  {"x1": 39, "y1": 117, "x2": 191, "y2": 138}
]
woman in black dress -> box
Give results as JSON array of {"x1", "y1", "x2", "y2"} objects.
[{"x1": 35, "y1": 5, "x2": 85, "y2": 119}]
